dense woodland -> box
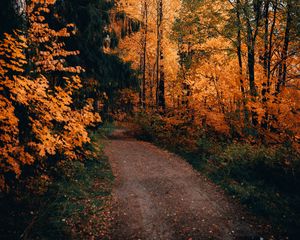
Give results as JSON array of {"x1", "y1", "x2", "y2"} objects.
[
  {"x1": 0, "y1": 0, "x2": 299, "y2": 239},
  {"x1": 116, "y1": 0, "x2": 299, "y2": 145}
]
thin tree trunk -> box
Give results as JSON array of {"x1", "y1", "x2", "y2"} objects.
[
  {"x1": 277, "y1": 0, "x2": 292, "y2": 92},
  {"x1": 236, "y1": 0, "x2": 250, "y2": 127},
  {"x1": 245, "y1": 14, "x2": 256, "y2": 96},
  {"x1": 140, "y1": 0, "x2": 148, "y2": 109},
  {"x1": 236, "y1": 0, "x2": 244, "y2": 95},
  {"x1": 262, "y1": 0, "x2": 270, "y2": 102},
  {"x1": 267, "y1": 0, "x2": 277, "y2": 84},
  {"x1": 156, "y1": 0, "x2": 165, "y2": 110},
  {"x1": 247, "y1": 35, "x2": 256, "y2": 96},
  {"x1": 156, "y1": 0, "x2": 160, "y2": 108},
  {"x1": 243, "y1": 0, "x2": 263, "y2": 96},
  {"x1": 263, "y1": 0, "x2": 270, "y2": 73}
]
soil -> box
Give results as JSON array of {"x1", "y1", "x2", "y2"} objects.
[{"x1": 104, "y1": 128, "x2": 270, "y2": 240}]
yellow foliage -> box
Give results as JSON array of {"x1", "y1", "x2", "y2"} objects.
[
  {"x1": 115, "y1": 0, "x2": 300, "y2": 150},
  {"x1": 0, "y1": 0, "x2": 101, "y2": 191}
]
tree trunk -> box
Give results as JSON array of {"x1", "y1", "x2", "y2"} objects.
[
  {"x1": 277, "y1": 0, "x2": 292, "y2": 92},
  {"x1": 143, "y1": 1, "x2": 148, "y2": 109},
  {"x1": 13, "y1": 0, "x2": 26, "y2": 17},
  {"x1": 245, "y1": 19, "x2": 256, "y2": 96},
  {"x1": 244, "y1": 0, "x2": 263, "y2": 96},
  {"x1": 247, "y1": 37, "x2": 256, "y2": 96},
  {"x1": 267, "y1": 0, "x2": 277, "y2": 84},
  {"x1": 236, "y1": 0, "x2": 244, "y2": 95},
  {"x1": 156, "y1": 0, "x2": 165, "y2": 110},
  {"x1": 140, "y1": 0, "x2": 148, "y2": 110},
  {"x1": 263, "y1": 0, "x2": 270, "y2": 74}
]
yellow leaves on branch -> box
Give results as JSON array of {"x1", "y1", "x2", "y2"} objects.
[
  {"x1": 0, "y1": 31, "x2": 27, "y2": 76},
  {"x1": 28, "y1": 0, "x2": 80, "y2": 75},
  {"x1": 0, "y1": 0, "x2": 101, "y2": 189},
  {"x1": 0, "y1": 95, "x2": 34, "y2": 178}
]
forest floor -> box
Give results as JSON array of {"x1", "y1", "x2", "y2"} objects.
[
  {"x1": 104, "y1": 128, "x2": 272, "y2": 240},
  {"x1": 0, "y1": 128, "x2": 114, "y2": 240}
]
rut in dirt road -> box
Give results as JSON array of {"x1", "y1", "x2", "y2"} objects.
[{"x1": 104, "y1": 129, "x2": 266, "y2": 240}]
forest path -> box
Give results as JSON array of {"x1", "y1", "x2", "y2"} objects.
[{"x1": 104, "y1": 128, "x2": 264, "y2": 240}]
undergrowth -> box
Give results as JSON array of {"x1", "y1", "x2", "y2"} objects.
[
  {"x1": 0, "y1": 124, "x2": 114, "y2": 240},
  {"x1": 133, "y1": 113, "x2": 300, "y2": 239}
]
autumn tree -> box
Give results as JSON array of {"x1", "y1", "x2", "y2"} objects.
[
  {"x1": 0, "y1": 0, "x2": 100, "y2": 191},
  {"x1": 114, "y1": 0, "x2": 180, "y2": 111},
  {"x1": 103, "y1": 0, "x2": 299, "y2": 149},
  {"x1": 171, "y1": 0, "x2": 300, "y2": 147},
  {"x1": 140, "y1": 0, "x2": 148, "y2": 109}
]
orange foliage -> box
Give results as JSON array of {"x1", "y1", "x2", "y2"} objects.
[
  {"x1": 112, "y1": 0, "x2": 300, "y2": 151},
  {"x1": 0, "y1": 0, "x2": 100, "y2": 191}
]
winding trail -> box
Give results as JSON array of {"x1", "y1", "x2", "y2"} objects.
[{"x1": 104, "y1": 129, "x2": 267, "y2": 240}]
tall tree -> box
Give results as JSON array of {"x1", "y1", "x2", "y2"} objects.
[
  {"x1": 156, "y1": 0, "x2": 165, "y2": 110},
  {"x1": 140, "y1": 0, "x2": 148, "y2": 109},
  {"x1": 277, "y1": 0, "x2": 292, "y2": 92},
  {"x1": 242, "y1": 0, "x2": 264, "y2": 96}
]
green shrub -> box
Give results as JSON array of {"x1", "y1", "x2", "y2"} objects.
[
  {"x1": 210, "y1": 143, "x2": 300, "y2": 190},
  {"x1": 204, "y1": 143, "x2": 300, "y2": 238}
]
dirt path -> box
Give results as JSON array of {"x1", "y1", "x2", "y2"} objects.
[{"x1": 104, "y1": 129, "x2": 266, "y2": 240}]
